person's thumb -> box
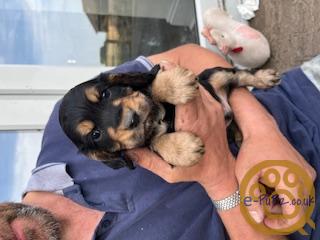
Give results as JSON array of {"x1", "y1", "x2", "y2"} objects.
[
  {"x1": 127, "y1": 148, "x2": 173, "y2": 178},
  {"x1": 230, "y1": 89, "x2": 277, "y2": 136}
]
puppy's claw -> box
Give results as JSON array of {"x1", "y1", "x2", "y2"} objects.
[{"x1": 195, "y1": 146, "x2": 205, "y2": 154}]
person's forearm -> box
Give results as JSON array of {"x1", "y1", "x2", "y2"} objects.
[{"x1": 147, "y1": 44, "x2": 231, "y2": 75}]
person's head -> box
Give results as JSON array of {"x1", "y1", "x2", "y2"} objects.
[{"x1": 0, "y1": 202, "x2": 61, "y2": 240}]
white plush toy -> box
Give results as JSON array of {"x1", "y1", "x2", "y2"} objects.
[{"x1": 202, "y1": 8, "x2": 270, "y2": 69}]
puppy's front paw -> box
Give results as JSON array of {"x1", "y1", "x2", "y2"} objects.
[
  {"x1": 254, "y1": 69, "x2": 281, "y2": 89},
  {"x1": 152, "y1": 67, "x2": 198, "y2": 105},
  {"x1": 151, "y1": 132, "x2": 205, "y2": 167}
]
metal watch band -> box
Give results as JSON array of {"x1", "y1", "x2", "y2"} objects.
[{"x1": 212, "y1": 189, "x2": 240, "y2": 211}]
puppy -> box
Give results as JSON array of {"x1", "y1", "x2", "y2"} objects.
[
  {"x1": 59, "y1": 64, "x2": 280, "y2": 169},
  {"x1": 202, "y1": 8, "x2": 271, "y2": 69}
]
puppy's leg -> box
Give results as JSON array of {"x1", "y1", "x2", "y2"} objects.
[
  {"x1": 151, "y1": 67, "x2": 198, "y2": 105},
  {"x1": 199, "y1": 69, "x2": 235, "y2": 124},
  {"x1": 202, "y1": 68, "x2": 280, "y2": 123},
  {"x1": 205, "y1": 68, "x2": 280, "y2": 92},
  {"x1": 233, "y1": 69, "x2": 281, "y2": 89},
  {"x1": 151, "y1": 132, "x2": 205, "y2": 167},
  {"x1": 201, "y1": 68, "x2": 280, "y2": 144}
]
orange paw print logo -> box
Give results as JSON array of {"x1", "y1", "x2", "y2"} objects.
[{"x1": 240, "y1": 160, "x2": 316, "y2": 235}]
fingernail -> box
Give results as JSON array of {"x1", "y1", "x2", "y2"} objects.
[{"x1": 249, "y1": 211, "x2": 263, "y2": 223}]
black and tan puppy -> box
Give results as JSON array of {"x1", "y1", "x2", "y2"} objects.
[{"x1": 59, "y1": 65, "x2": 280, "y2": 169}]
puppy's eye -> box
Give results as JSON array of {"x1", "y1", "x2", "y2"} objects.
[
  {"x1": 129, "y1": 112, "x2": 140, "y2": 129},
  {"x1": 101, "y1": 89, "x2": 111, "y2": 99},
  {"x1": 91, "y1": 129, "x2": 101, "y2": 140}
]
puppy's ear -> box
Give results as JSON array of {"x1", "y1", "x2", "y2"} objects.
[
  {"x1": 87, "y1": 150, "x2": 135, "y2": 170},
  {"x1": 100, "y1": 64, "x2": 161, "y2": 88}
]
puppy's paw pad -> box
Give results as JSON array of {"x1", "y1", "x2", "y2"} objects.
[
  {"x1": 254, "y1": 69, "x2": 281, "y2": 88},
  {"x1": 167, "y1": 132, "x2": 204, "y2": 167}
]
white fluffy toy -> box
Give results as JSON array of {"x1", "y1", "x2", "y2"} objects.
[{"x1": 202, "y1": 8, "x2": 270, "y2": 69}]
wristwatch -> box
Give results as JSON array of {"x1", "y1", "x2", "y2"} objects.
[{"x1": 212, "y1": 189, "x2": 240, "y2": 211}]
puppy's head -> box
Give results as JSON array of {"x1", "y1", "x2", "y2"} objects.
[{"x1": 59, "y1": 66, "x2": 165, "y2": 169}]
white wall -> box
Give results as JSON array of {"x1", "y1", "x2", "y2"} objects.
[{"x1": 0, "y1": 65, "x2": 110, "y2": 130}]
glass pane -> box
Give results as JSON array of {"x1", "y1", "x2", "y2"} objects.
[
  {"x1": 0, "y1": 131, "x2": 43, "y2": 202},
  {"x1": 0, "y1": 0, "x2": 198, "y2": 66}
]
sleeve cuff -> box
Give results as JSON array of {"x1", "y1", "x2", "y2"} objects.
[
  {"x1": 23, "y1": 163, "x2": 74, "y2": 197},
  {"x1": 135, "y1": 56, "x2": 154, "y2": 71}
]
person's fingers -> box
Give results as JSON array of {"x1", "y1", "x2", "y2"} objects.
[
  {"x1": 127, "y1": 148, "x2": 177, "y2": 182},
  {"x1": 265, "y1": 203, "x2": 282, "y2": 215},
  {"x1": 294, "y1": 153, "x2": 317, "y2": 182},
  {"x1": 264, "y1": 197, "x2": 306, "y2": 232},
  {"x1": 175, "y1": 98, "x2": 199, "y2": 131},
  {"x1": 263, "y1": 180, "x2": 307, "y2": 231},
  {"x1": 127, "y1": 148, "x2": 169, "y2": 172},
  {"x1": 198, "y1": 85, "x2": 223, "y2": 110},
  {"x1": 229, "y1": 89, "x2": 278, "y2": 136},
  {"x1": 175, "y1": 74, "x2": 225, "y2": 132}
]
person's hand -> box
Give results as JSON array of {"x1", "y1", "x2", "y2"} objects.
[
  {"x1": 231, "y1": 89, "x2": 316, "y2": 230},
  {"x1": 127, "y1": 85, "x2": 237, "y2": 200}
]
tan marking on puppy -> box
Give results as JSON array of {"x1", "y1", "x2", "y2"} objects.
[
  {"x1": 87, "y1": 150, "x2": 103, "y2": 160},
  {"x1": 208, "y1": 71, "x2": 235, "y2": 90},
  {"x1": 112, "y1": 91, "x2": 150, "y2": 114},
  {"x1": 112, "y1": 98, "x2": 121, "y2": 106},
  {"x1": 208, "y1": 69, "x2": 280, "y2": 90},
  {"x1": 112, "y1": 142, "x2": 121, "y2": 151},
  {"x1": 110, "y1": 92, "x2": 153, "y2": 150},
  {"x1": 77, "y1": 120, "x2": 95, "y2": 136},
  {"x1": 152, "y1": 66, "x2": 198, "y2": 105},
  {"x1": 85, "y1": 86, "x2": 100, "y2": 103},
  {"x1": 108, "y1": 73, "x2": 117, "y2": 81},
  {"x1": 122, "y1": 93, "x2": 149, "y2": 112},
  {"x1": 233, "y1": 71, "x2": 255, "y2": 86},
  {"x1": 233, "y1": 69, "x2": 280, "y2": 89},
  {"x1": 87, "y1": 150, "x2": 112, "y2": 161},
  {"x1": 151, "y1": 132, "x2": 205, "y2": 167},
  {"x1": 108, "y1": 127, "x2": 137, "y2": 149},
  {"x1": 112, "y1": 98, "x2": 122, "y2": 107},
  {"x1": 207, "y1": 71, "x2": 235, "y2": 122}
]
